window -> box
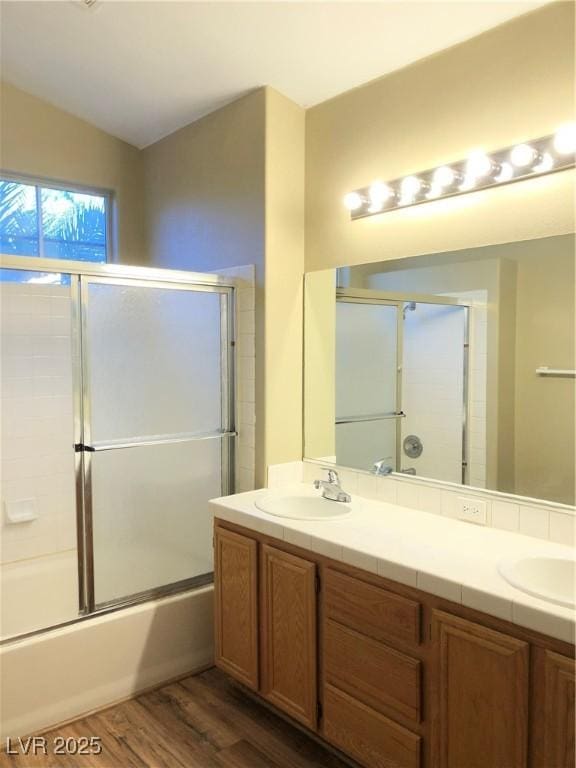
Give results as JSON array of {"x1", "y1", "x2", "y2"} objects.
[{"x1": 0, "y1": 178, "x2": 110, "y2": 263}]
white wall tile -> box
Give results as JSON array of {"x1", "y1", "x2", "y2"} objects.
[
  {"x1": 417, "y1": 485, "x2": 442, "y2": 515},
  {"x1": 492, "y1": 501, "x2": 520, "y2": 532},
  {"x1": 377, "y1": 559, "x2": 417, "y2": 588},
  {"x1": 396, "y1": 481, "x2": 419, "y2": 509},
  {"x1": 461, "y1": 586, "x2": 513, "y2": 622},
  {"x1": 519, "y1": 505, "x2": 549, "y2": 539},
  {"x1": 298, "y1": 460, "x2": 575, "y2": 545},
  {"x1": 417, "y1": 572, "x2": 462, "y2": 603},
  {"x1": 377, "y1": 477, "x2": 398, "y2": 504},
  {"x1": 549, "y1": 512, "x2": 576, "y2": 546},
  {"x1": 357, "y1": 474, "x2": 380, "y2": 501}
]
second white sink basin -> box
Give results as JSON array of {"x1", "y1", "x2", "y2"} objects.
[
  {"x1": 255, "y1": 494, "x2": 352, "y2": 521},
  {"x1": 498, "y1": 556, "x2": 575, "y2": 608}
]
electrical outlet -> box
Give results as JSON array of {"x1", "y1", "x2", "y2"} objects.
[{"x1": 456, "y1": 496, "x2": 488, "y2": 525}]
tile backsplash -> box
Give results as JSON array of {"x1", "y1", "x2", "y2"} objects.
[{"x1": 266, "y1": 460, "x2": 576, "y2": 548}]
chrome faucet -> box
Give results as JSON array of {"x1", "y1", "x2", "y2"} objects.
[
  {"x1": 314, "y1": 469, "x2": 351, "y2": 503},
  {"x1": 373, "y1": 459, "x2": 394, "y2": 476}
]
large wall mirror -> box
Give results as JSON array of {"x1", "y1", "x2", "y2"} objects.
[{"x1": 304, "y1": 234, "x2": 575, "y2": 507}]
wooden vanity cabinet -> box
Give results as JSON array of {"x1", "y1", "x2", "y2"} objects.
[
  {"x1": 261, "y1": 544, "x2": 318, "y2": 729},
  {"x1": 214, "y1": 527, "x2": 259, "y2": 690},
  {"x1": 214, "y1": 527, "x2": 319, "y2": 728},
  {"x1": 431, "y1": 610, "x2": 529, "y2": 768},
  {"x1": 531, "y1": 647, "x2": 576, "y2": 768},
  {"x1": 214, "y1": 520, "x2": 575, "y2": 768}
]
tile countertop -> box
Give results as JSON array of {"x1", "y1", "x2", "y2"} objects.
[{"x1": 210, "y1": 483, "x2": 576, "y2": 645}]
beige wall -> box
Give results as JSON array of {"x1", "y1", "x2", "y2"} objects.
[
  {"x1": 511, "y1": 234, "x2": 575, "y2": 505},
  {"x1": 0, "y1": 81, "x2": 145, "y2": 265},
  {"x1": 263, "y1": 89, "x2": 305, "y2": 472},
  {"x1": 143, "y1": 90, "x2": 267, "y2": 480},
  {"x1": 143, "y1": 90, "x2": 266, "y2": 278},
  {"x1": 304, "y1": 270, "x2": 336, "y2": 460},
  {"x1": 305, "y1": 2, "x2": 575, "y2": 272}
]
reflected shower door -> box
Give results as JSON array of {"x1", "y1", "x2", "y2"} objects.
[
  {"x1": 335, "y1": 300, "x2": 400, "y2": 472},
  {"x1": 80, "y1": 277, "x2": 234, "y2": 609}
]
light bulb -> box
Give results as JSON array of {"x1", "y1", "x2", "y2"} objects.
[
  {"x1": 510, "y1": 144, "x2": 537, "y2": 168},
  {"x1": 400, "y1": 176, "x2": 421, "y2": 197},
  {"x1": 495, "y1": 162, "x2": 514, "y2": 183},
  {"x1": 553, "y1": 123, "x2": 576, "y2": 155},
  {"x1": 466, "y1": 151, "x2": 492, "y2": 179},
  {"x1": 343, "y1": 192, "x2": 363, "y2": 211},
  {"x1": 369, "y1": 181, "x2": 393, "y2": 206},
  {"x1": 534, "y1": 152, "x2": 554, "y2": 173},
  {"x1": 433, "y1": 166, "x2": 455, "y2": 188},
  {"x1": 459, "y1": 175, "x2": 477, "y2": 191},
  {"x1": 426, "y1": 184, "x2": 442, "y2": 200}
]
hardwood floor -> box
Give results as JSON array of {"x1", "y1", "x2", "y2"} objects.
[{"x1": 1, "y1": 668, "x2": 350, "y2": 768}]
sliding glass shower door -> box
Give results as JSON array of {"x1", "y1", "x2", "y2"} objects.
[
  {"x1": 335, "y1": 299, "x2": 401, "y2": 472},
  {"x1": 79, "y1": 277, "x2": 234, "y2": 610}
]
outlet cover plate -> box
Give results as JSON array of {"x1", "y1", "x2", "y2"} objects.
[{"x1": 456, "y1": 496, "x2": 488, "y2": 525}]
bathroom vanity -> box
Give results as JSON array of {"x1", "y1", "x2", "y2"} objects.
[{"x1": 211, "y1": 488, "x2": 575, "y2": 768}]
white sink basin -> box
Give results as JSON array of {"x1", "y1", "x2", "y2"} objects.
[
  {"x1": 255, "y1": 494, "x2": 352, "y2": 521},
  {"x1": 498, "y1": 556, "x2": 575, "y2": 608}
]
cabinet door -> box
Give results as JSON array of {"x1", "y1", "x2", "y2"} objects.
[
  {"x1": 214, "y1": 527, "x2": 259, "y2": 690},
  {"x1": 432, "y1": 610, "x2": 529, "y2": 768},
  {"x1": 261, "y1": 544, "x2": 318, "y2": 729},
  {"x1": 532, "y1": 648, "x2": 575, "y2": 768}
]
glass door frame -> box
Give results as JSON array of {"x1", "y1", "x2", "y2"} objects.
[
  {"x1": 335, "y1": 292, "x2": 405, "y2": 472},
  {"x1": 0, "y1": 254, "x2": 237, "y2": 622},
  {"x1": 336, "y1": 287, "x2": 470, "y2": 482},
  {"x1": 78, "y1": 274, "x2": 236, "y2": 614}
]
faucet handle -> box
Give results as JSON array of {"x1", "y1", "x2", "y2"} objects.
[{"x1": 327, "y1": 468, "x2": 339, "y2": 484}]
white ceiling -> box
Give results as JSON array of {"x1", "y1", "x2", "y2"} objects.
[{"x1": 1, "y1": 1, "x2": 549, "y2": 148}]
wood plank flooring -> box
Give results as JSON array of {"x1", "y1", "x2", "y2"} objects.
[{"x1": 1, "y1": 668, "x2": 350, "y2": 768}]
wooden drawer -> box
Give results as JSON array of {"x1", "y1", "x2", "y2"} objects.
[
  {"x1": 323, "y1": 684, "x2": 421, "y2": 768},
  {"x1": 325, "y1": 568, "x2": 421, "y2": 647},
  {"x1": 324, "y1": 619, "x2": 422, "y2": 723}
]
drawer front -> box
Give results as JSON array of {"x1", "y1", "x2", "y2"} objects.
[
  {"x1": 323, "y1": 684, "x2": 421, "y2": 768},
  {"x1": 325, "y1": 568, "x2": 421, "y2": 647},
  {"x1": 324, "y1": 619, "x2": 422, "y2": 723}
]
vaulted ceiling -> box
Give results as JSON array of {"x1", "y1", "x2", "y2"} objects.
[{"x1": 1, "y1": 1, "x2": 549, "y2": 148}]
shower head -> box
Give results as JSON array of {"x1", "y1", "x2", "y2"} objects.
[{"x1": 403, "y1": 301, "x2": 417, "y2": 319}]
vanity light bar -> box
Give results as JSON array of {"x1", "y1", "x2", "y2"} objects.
[{"x1": 344, "y1": 123, "x2": 576, "y2": 219}]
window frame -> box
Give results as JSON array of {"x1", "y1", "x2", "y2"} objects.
[{"x1": 0, "y1": 171, "x2": 115, "y2": 263}]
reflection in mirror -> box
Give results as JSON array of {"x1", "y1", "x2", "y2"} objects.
[{"x1": 304, "y1": 234, "x2": 575, "y2": 506}]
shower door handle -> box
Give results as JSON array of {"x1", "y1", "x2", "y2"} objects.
[{"x1": 336, "y1": 411, "x2": 405, "y2": 425}]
